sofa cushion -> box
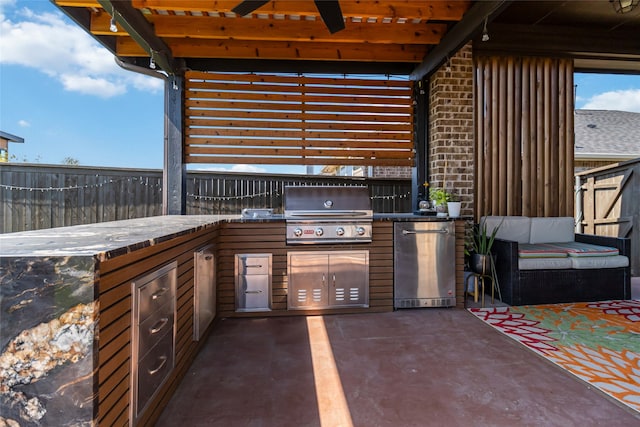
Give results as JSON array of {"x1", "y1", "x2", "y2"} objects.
[
  {"x1": 570, "y1": 255, "x2": 629, "y2": 269},
  {"x1": 518, "y1": 257, "x2": 573, "y2": 270},
  {"x1": 529, "y1": 217, "x2": 574, "y2": 244},
  {"x1": 518, "y1": 243, "x2": 568, "y2": 258},
  {"x1": 481, "y1": 216, "x2": 531, "y2": 244},
  {"x1": 544, "y1": 241, "x2": 619, "y2": 257}
]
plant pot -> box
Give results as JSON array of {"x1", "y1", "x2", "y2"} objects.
[
  {"x1": 435, "y1": 204, "x2": 447, "y2": 217},
  {"x1": 471, "y1": 253, "x2": 492, "y2": 275},
  {"x1": 447, "y1": 201, "x2": 461, "y2": 218}
]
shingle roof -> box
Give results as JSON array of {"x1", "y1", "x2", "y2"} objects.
[{"x1": 574, "y1": 110, "x2": 640, "y2": 159}]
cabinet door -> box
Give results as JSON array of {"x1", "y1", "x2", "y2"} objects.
[
  {"x1": 288, "y1": 253, "x2": 329, "y2": 309},
  {"x1": 235, "y1": 254, "x2": 272, "y2": 312},
  {"x1": 329, "y1": 251, "x2": 369, "y2": 307}
]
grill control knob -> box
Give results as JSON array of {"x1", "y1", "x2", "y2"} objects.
[
  {"x1": 356, "y1": 226, "x2": 366, "y2": 236},
  {"x1": 293, "y1": 228, "x2": 303, "y2": 237},
  {"x1": 315, "y1": 227, "x2": 324, "y2": 236},
  {"x1": 336, "y1": 227, "x2": 345, "y2": 236}
]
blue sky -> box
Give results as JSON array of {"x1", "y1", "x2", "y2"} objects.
[{"x1": 1, "y1": 0, "x2": 639, "y2": 173}]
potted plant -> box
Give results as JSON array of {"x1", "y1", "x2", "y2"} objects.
[
  {"x1": 429, "y1": 187, "x2": 450, "y2": 217},
  {"x1": 470, "y1": 219, "x2": 501, "y2": 275},
  {"x1": 446, "y1": 192, "x2": 462, "y2": 218}
]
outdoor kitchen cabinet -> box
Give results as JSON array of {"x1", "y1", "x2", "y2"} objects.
[
  {"x1": 288, "y1": 250, "x2": 369, "y2": 309},
  {"x1": 0, "y1": 216, "x2": 221, "y2": 427},
  {"x1": 235, "y1": 253, "x2": 272, "y2": 311},
  {"x1": 130, "y1": 261, "x2": 177, "y2": 426}
]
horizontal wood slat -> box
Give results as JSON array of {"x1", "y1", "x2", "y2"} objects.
[
  {"x1": 185, "y1": 72, "x2": 415, "y2": 167},
  {"x1": 186, "y1": 119, "x2": 412, "y2": 132},
  {"x1": 116, "y1": 37, "x2": 430, "y2": 62},
  {"x1": 94, "y1": 13, "x2": 447, "y2": 45},
  {"x1": 127, "y1": 0, "x2": 471, "y2": 21}
]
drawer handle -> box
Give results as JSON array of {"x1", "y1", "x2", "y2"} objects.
[
  {"x1": 402, "y1": 229, "x2": 449, "y2": 235},
  {"x1": 148, "y1": 356, "x2": 168, "y2": 375},
  {"x1": 245, "y1": 290, "x2": 263, "y2": 294},
  {"x1": 246, "y1": 264, "x2": 263, "y2": 268},
  {"x1": 149, "y1": 317, "x2": 169, "y2": 334},
  {"x1": 151, "y1": 288, "x2": 168, "y2": 300}
]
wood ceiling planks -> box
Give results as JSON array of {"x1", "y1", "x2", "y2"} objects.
[{"x1": 59, "y1": 0, "x2": 470, "y2": 64}]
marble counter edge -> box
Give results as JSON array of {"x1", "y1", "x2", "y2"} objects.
[{"x1": 0, "y1": 215, "x2": 239, "y2": 259}]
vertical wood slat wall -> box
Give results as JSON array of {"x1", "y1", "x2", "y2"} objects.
[
  {"x1": 474, "y1": 56, "x2": 574, "y2": 218},
  {"x1": 184, "y1": 71, "x2": 414, "y2": 167}
]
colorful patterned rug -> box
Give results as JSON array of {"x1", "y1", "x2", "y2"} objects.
[{"x1": 469, "y1": 300, "x2": 640, "y2": 413}]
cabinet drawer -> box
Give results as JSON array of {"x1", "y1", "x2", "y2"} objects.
[
  {"x1": 236, "y1": 275, "x2": 270, "y2": 311},
  {"x1": 237, "y1": 255, "x2": 270, "y2": 275},
  {"x1": 137, "y1": 274, "x2": 174, "y2": 321},
  {"x1": 138, "y1": 305, "x2": 174, "y2": 360},
  {"x1": 136, "y1": 331, "x2": 174, "y2": 417}
]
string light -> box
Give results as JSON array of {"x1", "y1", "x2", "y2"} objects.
[
  {"x1": 481, "y1": 18, "x2": 490, "y2": 42},
  {"x1": 0, "y1": 176, "x2": 161, "y2": 192},
  {"x1": 370, "y1": 192, "x2": 411, "y2": 200},
  {"x1": 1, "y1": 179, "x2": 410, "y2": 203},
  {"x1": 109, "y1": 7, "x2": 118, "y2": 33}
]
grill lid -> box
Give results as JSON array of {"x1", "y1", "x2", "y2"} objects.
[{"x1": 284, "y1": 186, "x2": 372, "y2": 218}]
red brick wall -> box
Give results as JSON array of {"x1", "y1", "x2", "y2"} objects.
[
  {"x1": 373, "y1": 166, "x2": 412, "y2": 178},
  {"x1": 428, "y1": 43, "x2": 474, "y2": 216}
]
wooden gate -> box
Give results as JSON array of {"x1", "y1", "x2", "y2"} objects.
[{"x1": 577, "y1": 158, "x2": 639, "y2": 276}]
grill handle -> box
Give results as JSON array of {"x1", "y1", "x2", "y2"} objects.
[
  {"x1": 402, "y1": 228, "x2": 449, "y2": 235},
  {"x1": 286, "y1": 211, "x2": 371, "y2": 218}
]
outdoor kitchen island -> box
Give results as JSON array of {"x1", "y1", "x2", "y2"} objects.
[{"x1": 0, "y1": 214, "x2": 465, "y2": 427}]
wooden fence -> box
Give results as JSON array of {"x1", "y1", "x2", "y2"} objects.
[
  {"x1": 0, "y1": 164, "x2": 411, "y2": 234},
  {"x1": 576, "y1": 158, "x2": 640, "y2": 276}
]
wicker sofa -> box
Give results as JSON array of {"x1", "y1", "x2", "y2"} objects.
[{"x1": 482, "y1": 216, "x2": 631, "y2": 306}]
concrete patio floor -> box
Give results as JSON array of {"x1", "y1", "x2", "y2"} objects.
[{"x1": 156, "y1": 284, "x2": 640, "y2": 427}]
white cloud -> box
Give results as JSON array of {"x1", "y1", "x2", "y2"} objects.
[
  {"x1": 582, "y1": 89, "x2": 640, "y2": 113},
  {"x1": 231, "y1": 164, "x2": 268, "y2": 173},
  {"x1": 60, "y1": 74, "x2": 127, "y2": 98},
  {"x1": 17, "y1": 119, "x2": 29, "y2": 127},
  {"x1": 0, "y1": 6, "x2": 163, "y2": 98}
]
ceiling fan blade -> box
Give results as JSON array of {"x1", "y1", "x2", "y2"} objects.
[
  {"x1": 232, "y1": 0, "x2": 271, "y2": 16},
  {"x1": 314, "y1": 0, "x2": 345, "y2": 34}
]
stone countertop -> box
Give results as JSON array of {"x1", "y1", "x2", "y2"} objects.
[
  {"x1": 374, "y1": 213, "x2": 472, "y2": 221},
  {"x1": 235, "y1": 213, "x2": 471, "y2": 222},
  {"x1": 0, "y1": 213, "x2": 470, "y2": 259},
  {"x1": 0, "y1": 215, "x2": 238, "y2": 259}
]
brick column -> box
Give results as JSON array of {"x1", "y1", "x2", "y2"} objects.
[{"x1": 428, "y1": 43, "x2": 474, "y2": 217}]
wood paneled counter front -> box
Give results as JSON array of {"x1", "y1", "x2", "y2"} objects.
[{"x1": 0, "y1": 214, "x2": 465, "y2": 426}]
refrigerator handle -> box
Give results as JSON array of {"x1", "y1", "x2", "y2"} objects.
[{"x1": 402, "y1": 229, "x2": 449, "y2": 235}]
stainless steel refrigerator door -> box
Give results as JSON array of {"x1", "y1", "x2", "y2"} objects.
[{"x1": 393, "y1": 221, "x2": 456, "y2": 308}]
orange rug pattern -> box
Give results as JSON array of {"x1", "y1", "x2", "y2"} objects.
[{"x1": 469, "y1": 300, "x2": 640, "y2": 413}]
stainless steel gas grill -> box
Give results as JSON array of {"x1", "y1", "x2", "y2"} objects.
[{"x1": 284, "y1": 186, "x2": 373, "y2": 245}]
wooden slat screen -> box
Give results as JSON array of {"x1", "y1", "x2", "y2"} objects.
[
  {"x1": 474, "y1": 56, "x2": 574, "y2": 218},
  {"x1": 185, "y1": 71, "x2": 414, "y2": 167}
]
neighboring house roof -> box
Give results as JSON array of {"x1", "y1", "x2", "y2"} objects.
[
  {"x1": 0, "y1": 131, "x2": 24, "y2": 143},
  {"x1": 574, "y1": 110, "x2": 640, "y2": 160}
]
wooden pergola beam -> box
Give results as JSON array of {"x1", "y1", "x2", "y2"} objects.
[{"x1": 96, "y1": 0, "x2": 177, "y2": 74}]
